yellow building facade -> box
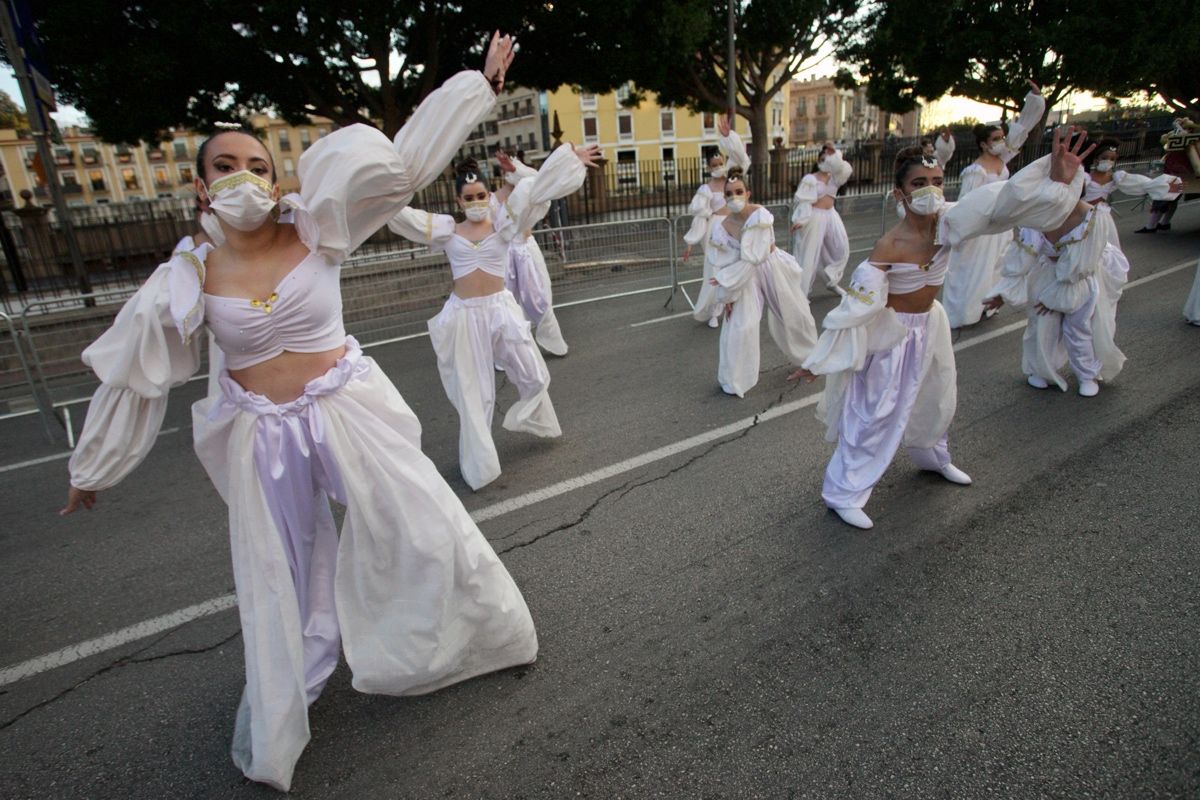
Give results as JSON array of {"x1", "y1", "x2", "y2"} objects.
[
  {"x1": 545, "y1": 83, "x2": 790, "y2": 188},
  {"x1": 0, "y1": 115, "x2": 334, "y2": 208}
]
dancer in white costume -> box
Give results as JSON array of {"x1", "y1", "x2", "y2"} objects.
[
  {"x1": 492, "y1": 150, "x2": 571, "y2": 354},
  {"x1": 684, "y1": 117, "x2": 751, "y2": 326},
  {"x1": 984, "y1": 144, "x2": 1180, "y2": 395},
  {"x1": 1083, "y1": 137, "x2": 1183, "y2": 248},
  {"x1": 922, "y1": 130, "x2": 956, "y2": 169},
  {"x1": 389, "y1": 143, "x2": 598, "y2": 490},
  {"x1": 61, "y1": 36, "x2": 540, "y2": 792},
  {"x1": 942, "y1": 82, "x2": 1046, "y2": 329},
  {"x1": 792, "y1": 129, "x2": 1094, "y2": 530},
  {"x1": 710, "y1": 165, "x2": 818, "y2": 397},
  {"x1": 790, "y1": 142, "x2": 853, "y2": 295},
  {"x1": 683, "y1": 151, "x2": 731, "y2": 327}
]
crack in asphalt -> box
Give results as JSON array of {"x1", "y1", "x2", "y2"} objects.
[
  {"x1": 497, "y1": 381, "x2": 802, "y2": 555},
  {"x1": 0, "y1": 628, "x2": 241, "y2": 732}
]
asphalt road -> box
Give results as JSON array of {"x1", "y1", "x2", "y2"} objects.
[{"x1": 1, "y1": 200, "x2": 1198, "y2": 799}]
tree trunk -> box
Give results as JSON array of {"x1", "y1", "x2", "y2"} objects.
[{"x1": 745, "y1": 102, "x2": 771, "y2": 186}]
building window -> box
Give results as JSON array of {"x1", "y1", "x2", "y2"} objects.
[
  {"x1": 284, "y1": 158, "x2": 296, "y2": 177},
  {"x1": 173, "y1": 140, "x2": 189, "y2": 159},
  {"x1": 580, "y1": 91, "x2": 597, "y2": 110},
  {"x1": 616, "y1": 82, "x2": 632, "y2": 104},
  {"x1": 815, "y1": 123, "x2": 827, "y2": 141},
  {"x1": 82, "y1": 146, "x2": 100, "y2": 165},
  {"x1": 278, "y1": 131, "x2": 291, "y2": 151},
  {"x1": 798, "y1": 98, "x2": 807, "y2": 116},
  {"x1": 661, "y1": 147, "x2": 675, "y2": 181},
  {"x1": 702, "y1": 112, "x2": 716, "y2": 134},
  {"x1": 116, "y1": 146, "x2": 132, "y2": 164},
  {"x1": 300, "y1": 129, "x2": 311, "y2": 150},
  {"x1": 582, "y1": 115, "x2": 599, "y2": 144},
  {"x1": 23, "y1": 147, "x2": 36, "y2": 166},
  {"x1": 60, "y1": 171, "x2": 79, "y2": 186},
  {"x1": 88, "y1": 169, "x2": 106, "y2": 191},
  {"x1": 121, "y1": 168, "x2": 138, "y2": 189},
  {"x1": 154, "y1": 166, "x2": 170, "y2": 186},
  {"x1": 815, "y1": 96, "x2": 826, "y2": 115},
  {"x1": 616, "y1": 149, "x2": 638, "y2": 190},
  {"x1": 318, "y1": 128, "x2": 328, "y2": 138},
  {"x1": 660, "y1": 109, "x2": 675, "y2": 138},
  {"x1": 515, "y1": 133, "x2": 523, "y2": 148},
  {"x1": 618, "y1": 112, "x2": 633, "y2": 142},
  {"x1": 54, "y1": 146, "x2": 73, "y2": 166},
  {"x1": 178, "y1": 165, "x2": 194, "y2": 184}
]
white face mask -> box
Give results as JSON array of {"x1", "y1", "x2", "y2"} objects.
[
  {"x1": 987, "y1": 140, "x2": 1007, "y2": 156},
  {"x1": 901, "y1": 185, "x2": 944, "y2": 217},
  {"x1": 818, "y1": 159, "x2": 833, "y2": 173},
  {"x1": 463, "y1": 200, "x2": 490, "y2": 222},
  {"x1": 1093, "y1": 159, "x2": 1115, "y2": 173},
  {"x1": 203, "y1": 170, "x2": 277, "y2": 232},
  {"x1": 726, "y1": 196, "x2": 747, "y2": 214},
  {"x1": 710, "y1": 165, "x2": 727, "y2": 178}
]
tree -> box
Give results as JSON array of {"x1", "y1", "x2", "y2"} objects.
[
  {"x1": 18, "y1": 1, "x2": 522, "y2": 143},
  {"x1": 838, "y1": 0, "x2": 1200, "y2": 126},
  {"x1": 0, "y1": 90, "x2": 28, "y2": 130}
]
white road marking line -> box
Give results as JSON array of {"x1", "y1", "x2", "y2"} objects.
[
  {"x1": 3, "y1": 256, "x2": 1195, "y2": 684},
  {"x1": 0, "y1": 595, "x2": 238, "y2": 688},
  {"x1": 0, "y1": 427, "x2": 182, "y2": 474},
  {"x1": 630, "y1": 312, "x2": 696, "y2": 327}
]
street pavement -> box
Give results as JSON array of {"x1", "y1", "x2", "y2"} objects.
[{"x1": 1, "y1": 199, "x2": 1197, "y2": 799}]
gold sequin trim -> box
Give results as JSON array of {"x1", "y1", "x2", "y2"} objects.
[
  {"x1": 425, "y1": 212, "x2": 433, "y2": 243},
  {"x1": 249, "y1": 292, "x2": 278, "y2": 313},
  {"x1": 172, "y1": 249, "x2": 206, "y2": 344},
  {"x1": 208, "y1": 171, "x2": 273, "y2": 194},
  {"x1": 846, "y1": 284, "x2": 877, "y2": 306},
  {"x1": 1053, "y1": 208, "x2": 1097, "y2": 252}
]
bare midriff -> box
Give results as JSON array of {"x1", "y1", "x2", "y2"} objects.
[
  {"x1": 886, "y1": 284, "x2": 941, "y2": 314},
  {"x1": 814, "y1": 196, "x2": 836, "y2": 210},
  {"x1": 229, "y1": 346, "x2": 348, "y2": 404},
  {"x1": 452, "y1": 269, "x2": 506, "y2": 298}
]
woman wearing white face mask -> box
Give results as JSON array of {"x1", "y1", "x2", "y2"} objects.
[
  {"x1": 683, "y1": 121, "x2": 748, "y2": 327},
  {"x1": 791, "y1": 129, "x2": 1094, "y2": 530},
  {"x1": 984, "y1": 135, "x2": 1181, "y2": 396},
  {"x1": 790, "y1": 141, "x2": 853, "y2": 296},
  {"x1": 60, "y1": 35, "x2": 542, "y2": 792},
  {"x1": 941, "y1": 81, "x2": 1045, "y2": 329},
  {"x1": 707, "y1": 164, "x2": 818, "y2": 397},
  {"x1": 388, "y1": 145, "x2": 598, "y2": 490}
]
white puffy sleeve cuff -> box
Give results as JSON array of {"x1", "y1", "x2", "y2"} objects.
[
  {"x1": 942, "y1": 154, "x2": 1084, "y2": 246},
  {"x1": 739, "y1": 208, "x2": 776, "y2": 264},
  {"x1": 826, "y1": 152, "x2": 853, "y2": 187},
  {"x1": 1113, "y1": 171, "x2": 1181, "y2": 201},
  {"x1": 719, "y1": 130, "x2": 750, "y2": 172},
  {"x1": 934, "y1": 135, "x2": 956, "y2": 169},
  {"x1": 386, "y1": 207, "x2": 456, "y2": 247},
  {"x1": 504, "y1": 160, "x2": 539, "y2": 186},
  {"x1": 298, "y1": 70, "x2": 494, "y2": 263},
  {"x1": 792, "y1": 175, "x2": 820, "y2": 226},
  {"x1": 683, "y1": 187, "x2": 714, "y2": 245},
  {"x1": 495, "y1": 144, "x2": 587, "y2": 239},
  {"x1": 68, "y1": 264, "x2": 203, "y2": 490},
  {"x1": 990, "y1": 231, "x2": 1038, "y2": 307},
  {"x1": 1001, "y1": 91, "x2": 1046, "y2": 161},
  {"x1": 802, "y1": 261, "x2": 906, "y2": 375}
]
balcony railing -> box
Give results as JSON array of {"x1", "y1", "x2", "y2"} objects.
[
  {"x1": 62, "y1": 183, "x2": 84, "y2": 195},
  {"x1": 148, "y1": 150, "x2": 165, "y2": 161}
]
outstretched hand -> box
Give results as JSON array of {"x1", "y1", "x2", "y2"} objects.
[
  {"x1": 574, "y1": 144, "x2": 602, "y2": 168},
  {"x1": 483, "y1": 32, "x2": 516, "y2": 92},
  {"x1": 717, "y1": 114, "x2": 731, "y2": 137},
  {"x1": 1027, "y1": 79, "x2": 1041, "y2": 95},
  {"x1": 495, "y1": 149, "x2": 516, "y2": 173},
  {"x1": 1049, "y1": 126, "x2": 1096, "y2": 185},
  {"x1": 60, "y1": 486, "x2": 97, "y2": 515}
]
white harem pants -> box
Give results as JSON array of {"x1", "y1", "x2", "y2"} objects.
[
  {"x1": 791, "y1": 206, "x2": 850, "y2": 295},
  {"x1": 428, "y1": 291, "x2": 561, "y2": 490},
  {"x1": 823, "y1": 305, "x2": 956, "y2": 510},
  {"x1": 507, "y1": 237, "x2": 569, "y2": 355},
  {"x1": 192, "y1": 337, "x2": 537, "y2": 791}
]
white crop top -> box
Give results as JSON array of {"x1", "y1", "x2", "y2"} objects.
[
  {"x1": 204, "y1": 252, "x2": 346, "y2": 370},
  {"x1": 869, "y1": 246, "x2": 951, "y2": 294},
  {"x1": 438, "y1": 230, "x2": 510, "y2": 280}
]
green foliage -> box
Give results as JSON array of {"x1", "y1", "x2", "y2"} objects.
[
  {"x1": 838, "y1": 0, "x2": 1200, "y2": 122},
  {"x1": 0, "y1": 89, "x2": 28, "y2": 130}
]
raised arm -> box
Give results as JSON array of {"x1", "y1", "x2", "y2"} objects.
[
  {"x1": 1000, "y1": 84, "x2": 1046, "y2": 163},
  {"x1": 1113, "y1": 170, "x2": 1183, "y2": 201},
  {"x1": 386, "y1": 207, "x2": 457, "y2": 246},
  {"x1": 934, "y1": 132, "x2": 956, "y2": 169},
  {"x1": 493, "y1": 144, "x2": 594, "y2": 239}
]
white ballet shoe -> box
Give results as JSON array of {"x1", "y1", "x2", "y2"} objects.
[
  {"x1": 1027, "y1": 374, "x2": 1049, "y2": 389},
  {"x1": 707, "y1": 317, "x2": 720, "y2": 328},
  {"x1": 1078, "y1": 379, "x2": 1099, "y2": 397},
  {"x1": 832, "y1": 507, "x2": 874, "y2": 529},
  {"x1": 937, "y1": 463, "x2": 973, "y2": 485}
]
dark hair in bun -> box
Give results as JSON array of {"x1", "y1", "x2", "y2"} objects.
[
  {"x1": 893, "y1": 145, "x2": 939, "y2": 187},
  {"x1": 455, "y1": 158, "x2": 484, "y2": 195},
  {"x1": 973, "y1": 122, "x2": 1002, "y2": 151},
  {"x1": 724, "y1": 165, "x2": 748, "y2": 189}
]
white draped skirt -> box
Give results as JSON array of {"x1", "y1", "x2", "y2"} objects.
[
  {"x1": 192, "y1": 337, "x2": 537, "y2": 791},
  {"x1": 428, "y1": 291, "x2": 561, "y2": 490},
  {"x1": 943, "y1": 229, "x2": 1013, "y2": 328},
  {"x1": 507, "y1": 237, "x2": 568, "y2": 356},
  {"x1": 791, "y1": 206, "x2": 850, "y2": 295},
  {"x1": 717, "y1": 250, "x2": 818, "y2": 397}
]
